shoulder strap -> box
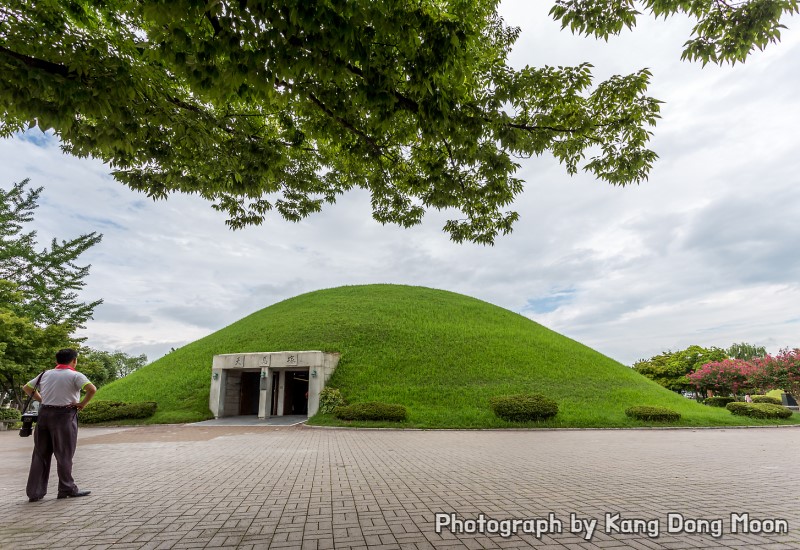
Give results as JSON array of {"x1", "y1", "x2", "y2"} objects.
[{"x1": 21, "y1": 371, "x2": 45, "y2": 414}]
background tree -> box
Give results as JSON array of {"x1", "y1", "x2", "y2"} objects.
[
  {"x1": 633, "y1": 345, "x2": 728, "y2": 393},
  {"x1": 0, "y1": 179, "x2": 103, "y2": 406},
  {"x1": 686, "y1": 359, "x2": 754, "y2": 397},
  {"x1": 79, "y1": 348, "x2": 148, "y2": 389},
  {"x1": 0, "y1": 281, "x2": 75, "y2": 408},
  {"x1": 727, "y1": 342, "x2": 767, "y2": 361},
  {"x1": 1, "y1": 179, "x2": 102, "y2": 327},
  {"x1": 748, "y1": 349, "x2": 800, "y2": 396},
  {"x1": 1, "y1": 1, "x2": 796, "y2": 243}
]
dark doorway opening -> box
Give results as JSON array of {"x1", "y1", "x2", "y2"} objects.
[
  {"x1": 283, "y1": 370, "x2": 309, "y2": 415},
  {"x1": 271, "y1": 372, "x2": 280, "y2": 416},
  {"x1": 239, "y1": 371, "x2": 261, "y2": 415}
]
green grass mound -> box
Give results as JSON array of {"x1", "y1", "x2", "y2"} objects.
[
  {"x1": 94, "y1": 284, "x2": 800, "y2": 428},
  {"x1": 704, "y1": 396, "x2": 736, "y2": 407},
  {"x1": 625, "y1": 405, "x2": 681, "y2": 422},
  {"x1": 333, "y1": 402, "x2": 407, "y2": 422},
  {"x1": 490, "y1": 394, "x2": 558, "y2": 422},
  {"x1": 78, "y1": 401, "x2": 158, "y2": 424},
  {"x1": 726, "y1": 402, "x2": 793, "y2": 419}
]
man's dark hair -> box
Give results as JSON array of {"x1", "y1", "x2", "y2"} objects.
[{"x1": 56, "y1": 348, "x2": 78, "y2": 365}]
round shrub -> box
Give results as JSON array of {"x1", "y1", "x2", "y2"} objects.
[
  {"x1": 725, "y1": 402, "x2": 750, "y2": 416},
  {"x1": 333, "y1": 402, "x2": 407, "y2": 422},
  {"x1": 726, "y1": 402, "x2": 792, "y2": 419},
  {"x1": 704, "y1": 396, "x2": 736, "y2": 407},
  {"x1": 624, "y1": 405, "x2": 681, "y2": 422},
  {"x1": 79, "y1": 401, "x2": 158, "y2": 424},
  {"x1": 0, "y1": 408, "x2": 22, "y2": 421},
  {"x1": 318, "y1": 387, "x2": 346, "y2": 414},
  {"x1": 751, "y1": 395, "x2": 782, "y2": 405},
  {"x1": 489, "y1": 394, "x2": 558, "y2": 422}
]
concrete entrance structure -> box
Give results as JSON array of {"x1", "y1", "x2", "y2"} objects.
[{"x1": 209, "y1": 351, "x2": 340, "y2": 419}]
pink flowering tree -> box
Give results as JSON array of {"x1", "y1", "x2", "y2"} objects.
[
  {"x1": 748, "y1": 349, "x2": 800, "y2": 396},
  {"x1": 687, "y1": 359, "x2": 755, "y2": 396}
]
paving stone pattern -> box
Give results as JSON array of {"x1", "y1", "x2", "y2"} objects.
[{"x1": 1, "y1": 425, "x2": 799, "y2": 549}]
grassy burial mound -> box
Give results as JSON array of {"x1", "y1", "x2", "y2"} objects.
[{"x1": 95, "y1": 285, "x2": 800, "y2": 427}]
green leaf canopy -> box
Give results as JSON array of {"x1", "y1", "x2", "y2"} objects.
[{"x1": 1, "y1": 1, "x2": 794, "y2": 242}]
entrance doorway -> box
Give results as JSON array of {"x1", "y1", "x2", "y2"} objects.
[
  {"x1": 271, "y1": 372, "x2": 280, "y2": 416},
  {"x1": 283, "y1": 371, "x2": 309, "y2": 415},
  {"x1": 239, "y1": 371, "x2": 261, "y2": 415}
]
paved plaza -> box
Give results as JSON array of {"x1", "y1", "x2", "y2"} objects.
[{"x1": 1, "y1": 424, "x2": 798, "y2": 549}]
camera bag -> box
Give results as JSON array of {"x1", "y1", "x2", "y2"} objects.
[{"x1": 19, "y1": 371, "x2": 44, "y2": 437}]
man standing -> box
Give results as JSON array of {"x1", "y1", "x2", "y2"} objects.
[{"x1": 23, "y1": 348, "x2": 96, "y2": 502}]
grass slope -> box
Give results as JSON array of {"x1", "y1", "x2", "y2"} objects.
[{"x1": 96, "y1": 285, "x2": 800, "y2": 427}]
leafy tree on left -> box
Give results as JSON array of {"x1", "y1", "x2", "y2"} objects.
[
  {"x1": 0, "y1": 178, "x2": 102, "y2": 407},
  {"x1": 0, "y1": 281, "x2": 74, "y2": 408}
]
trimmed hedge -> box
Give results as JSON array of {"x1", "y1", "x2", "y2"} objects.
[
  {"x1": 489, "y1": 394, "x2": 558, "y2": 422},
  {"x1": 0, "y1": 408, "x2": 22, "y2": 421},
  {"x1": 333, "y1": 402, "x2": 406, "y2": 422},
  {"x1": 625, "y1": 405, "x2": 681, "y2": 422},
  {"x1": 751, "y1": 395, "x2": 782, "y2": 405},
  {"x1": 726, "y1": 402, "x2": 792, "y2": 419},
  {"x1": 704, "y1": 396, "x2": 736, "y2": 407},
  {"x1": 318, "y1": 387, "x2": 346, "y2": 414},
  {"x1": 78, "y1": 400, "x2": 158, "y2": 424}
]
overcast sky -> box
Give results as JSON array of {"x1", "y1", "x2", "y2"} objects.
[{"x1": 2, "y1": 2, "x2": 799, "y2": 365}]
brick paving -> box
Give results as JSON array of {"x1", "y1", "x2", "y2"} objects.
[{"x1": 1, "y1": 425, "x2": 798, "y2": 549}]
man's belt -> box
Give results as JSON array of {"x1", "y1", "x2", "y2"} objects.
[{"x1": 41, "y1": 404, "x2": 75, "y2": 409}]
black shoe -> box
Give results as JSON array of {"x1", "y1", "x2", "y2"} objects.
[
  {"x1": 28, "y1": 496, "x2": 43, "y2": 502},
  {"x1": 57, "y1": 490, "x2": 91, "y2": 499}
]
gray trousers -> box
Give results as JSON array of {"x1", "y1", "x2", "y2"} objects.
[{"x1": 26, "y1": 407, "x2": 80, "y2": 499}]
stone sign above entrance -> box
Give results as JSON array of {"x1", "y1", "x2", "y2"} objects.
[{"x1": 209, "y1": 351, "x2": 340, "y2": 420}]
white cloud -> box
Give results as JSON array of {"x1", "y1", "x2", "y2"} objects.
[{"x1": 2, "y1": 3, "x2": 799, "y2": 366}]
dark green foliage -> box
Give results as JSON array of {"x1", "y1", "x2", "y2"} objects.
[
  {"x1": 489, "y1": 394, "x2": 559, "y2": 422},
  {"x1": 550, "y1": 1, "x2": 799, "y2": 65},
  {"x1": 726, "y1": 402, "x2": 792, "y2": 419},
  {"x1": 333, "y1": 402, "x2": 407, "y2": 422},
  {"x1": 0, "y1": 407, "x2": 21, "y2": 421},
  {"x1": 5, "y1": 3, "x2": 795, "y2": 242},
  {"x1": 318, "y1": 387, "x2": 346, "y2": 414},
  {"x1": 624, "y1": 405, "x2": 681, "y2": 422},
  {"x1": 704, "y1": 396, "x2": 736, "y2": 407},
  {"x1": 751, "y1": 395, "x2": 782, "y2": 405},
  {"x1": 9, "y1": 2, "x2": 766, "y2": 244},
  {"x1": 78, "y1": 400, "x2": 157, "y2": 424}
]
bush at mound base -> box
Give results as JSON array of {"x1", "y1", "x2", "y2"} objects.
[
  {"x1": 79, "y1": 401, "x2": 158, "y2": 424},
  {"x1": 726, "y1": 402, "x2": 792, "y2": 419},
  {"x1": 333, "y1": 402, "x2": 407, "y2": 422},
  {"x1": 490, "y1": 394, "x2": 558, "y2": 422},
  {"x1": 704, "y1": 396, "x2": 735, "y2": 407},
  {"x1": 625, "y1": 405, "x2": 681, "y2": 422}
]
